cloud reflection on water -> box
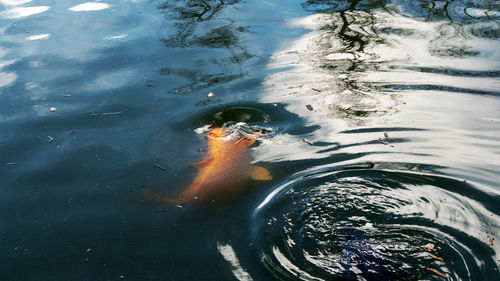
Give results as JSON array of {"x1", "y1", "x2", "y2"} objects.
[
  {"x1": 0, "y1": 5, "x2": 49, "y2": 19},
  {"x1": 25, "y1": 34, "x2": 50, "y2": 40},
  {"x1": 0, "y1": 0, "x2": 32, "y2": 6},
  {"x1": 68, "y1": 2, "x2": 111, "y2": 12}
]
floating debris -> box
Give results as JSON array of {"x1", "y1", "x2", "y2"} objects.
[
  {"x1": 378, "y1": 138, "x2": 389, "y2": 145},
  {"x1": 306, "y1": 104, "x2": 313, "y2": 111},
  {"x1": 86, "y1": 248, "x2": 93, "y2": 253},
  {"x1": 384, "y1": 132, "x2": 388, "y2": 138},
  {"x1": 208, "y1": 92, "x2": 214, "y2": 97},
  {"x1": 47, "y1": 136, "x2": 54, "y2": 143},
  {"x1": 424, "y1": 243, "x2": 435, "y2": 251},
  {"x1": 429, "y1": 253, "x2": 444, "y2": 261},
  {"x1": 50, "y1": 107, "x2": 57, "y2": 112},
  {"x1": 153, "y1": 163, "x2": 166, "y2": 171},
  {"x1": 312, "y1": 88, "x2": 322, "y2": 92},
  {"x1": 91, "y1": 110, "x2": 127, "y2": 117},
  {"x1": 378, "y1": 138, "x2": 394, "y2": 147},
  {"x1": 426, "y1": 267, "x2": 446, "y2": 278},
  {"x1": 302, "y1": 138, "x2": 313, "y2": 145}
]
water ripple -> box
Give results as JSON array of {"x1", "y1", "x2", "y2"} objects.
[{"x1": 252, "y1": 165, "x2": 499, "y2": 280}]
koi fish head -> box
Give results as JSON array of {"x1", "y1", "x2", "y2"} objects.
[{"x1": 207, "y1": 122, "x2": 257, "y2": 147}]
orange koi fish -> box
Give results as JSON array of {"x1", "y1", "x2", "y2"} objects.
[{"x1": 147, "y1": 123, "x2": 272, "y2": 204}]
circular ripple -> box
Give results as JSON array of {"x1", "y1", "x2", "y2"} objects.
[{"x1": 251, "y1": 166, "x2": 499, "y2": 280}]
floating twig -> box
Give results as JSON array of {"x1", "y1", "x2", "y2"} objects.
[
  {"x1": 306, "y1": 104, "x2": 313, "y2": 111},
  {"x1": 91, "y1": 110, "x2": 127, "y2": 117},
  {"x1": 153, "y1": 163, "x2": 166, "y2": 171},
  {"x1": 312, "y1": 88, "x2": 322, "y2": 92},
  {"x1": 429, "y1": 254, "x2": 444, "y2": 261},
  {"x1": 426, "y1": 268, "x2": 446, "y2": 279},
  {"x1": 302, "y1": 138, "x2": 313, "y2": 145}
]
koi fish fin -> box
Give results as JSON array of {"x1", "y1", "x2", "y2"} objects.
[
  {"x1": 250, "y1": 165, "x2": 272, "y2": 181},
  {"x1": 192, "y1": 155, "x2": 214, "y2": 169}
]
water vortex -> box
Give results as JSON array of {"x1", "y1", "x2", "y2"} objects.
[{"x1": 251, "y1": 165, "x2": 499, "y2": 280}]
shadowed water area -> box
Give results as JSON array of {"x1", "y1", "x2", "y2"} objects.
[{"x1": 1, "y1": 0, "x2": 499, "y2": 280}]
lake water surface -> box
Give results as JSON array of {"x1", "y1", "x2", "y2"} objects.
[{"x1": 1, "y1": 0, "x2": 499, "y2": 280}]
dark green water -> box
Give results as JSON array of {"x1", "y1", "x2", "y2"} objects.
[{"x1": 1, "y1": 0, "x2": 499, "y2": 280}]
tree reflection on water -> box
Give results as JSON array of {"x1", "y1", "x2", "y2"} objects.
[
  {"x1": 275, "y1": 0, "x2": 499, "y2": 123},
  {"x1": 157, "y1": 0, "x2": 499, "y2": 122},
  {"x1": 157, "y1": 0, "x2": 254, "y2": 95}
]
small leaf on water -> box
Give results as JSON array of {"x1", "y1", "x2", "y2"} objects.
[{"x1": 424, "y1": 243, "x2": 435, "y2": 251}]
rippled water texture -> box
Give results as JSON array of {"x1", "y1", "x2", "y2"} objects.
[
  {"x1": 1, "y1": 0, "x2": 499, "y2": 280},
  {"x1": 253, "y1": 165, "x2": 498, "y2": 280}
]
